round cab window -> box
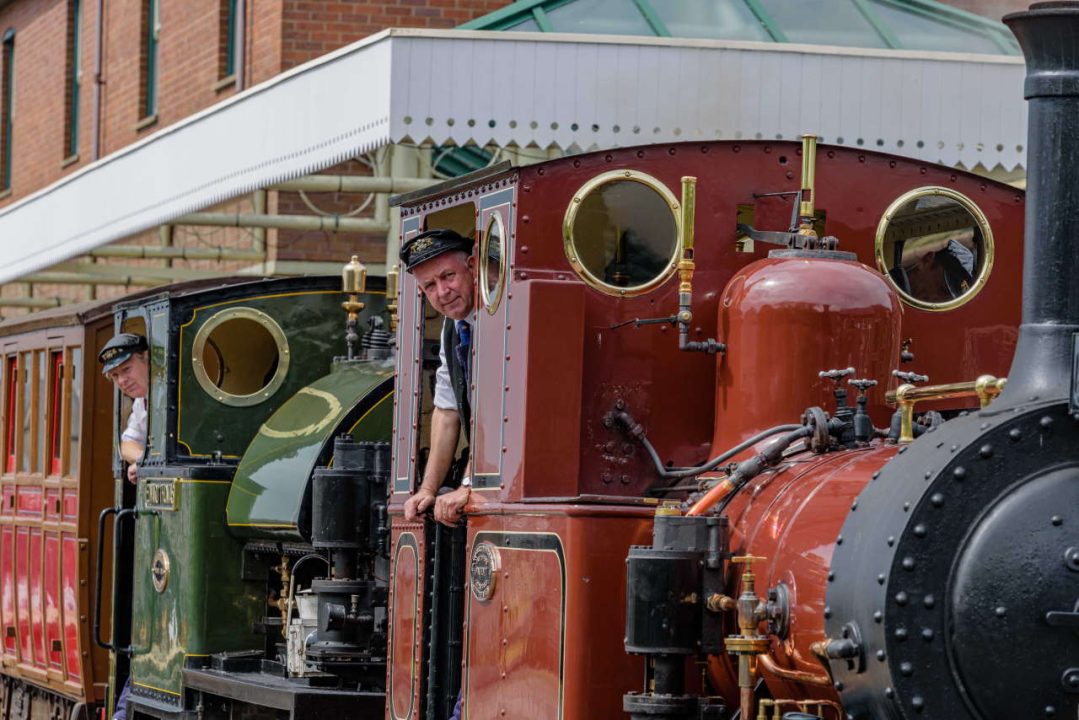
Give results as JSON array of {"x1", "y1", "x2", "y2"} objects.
[
  {"x1": 563, "y1": 170, "x2": 680, "y2": 296},
  {"x1": 875, "y1": 187, "x2": 994, "y2": 311},
  {"x1": 481, "y1": 213, "x2": 507, "y2": 314},
  {"x1": 192, "y1": 307, "x2": 291, "y2": 406}
]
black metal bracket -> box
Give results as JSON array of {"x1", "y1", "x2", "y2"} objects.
[{"x1": 1070, "y1": 333, "x2": 1079, "y2": 417}]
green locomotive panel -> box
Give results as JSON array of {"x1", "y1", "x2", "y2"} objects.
[
  {"x1": 129, "y1": 465, "x2": 262, "y2": 705},
  {"x1": 174, "y1": 286, "x2": 388, "y2": 461},
  {"x1": 227, "y1": 361, "x2": 394, "y2": 541}
]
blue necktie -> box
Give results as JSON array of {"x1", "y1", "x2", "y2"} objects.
[{"x1": 455, "y1": 320, "x2": 471, "y2": 386}]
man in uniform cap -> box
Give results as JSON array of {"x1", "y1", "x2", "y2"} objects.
[
  {"x1": 98, "y1": 333, "x2": 149, "y2": 485},
  {"x1": 400, "y1": 228, "x2": 478, "y2": 527}
]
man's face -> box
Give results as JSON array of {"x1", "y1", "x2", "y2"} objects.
[
  {"x1": 107, "y1": 353, "x2": 149, "y2": 399},
  {"x1": 414, "y1": 251, "x2": 476, "y2": 320}
]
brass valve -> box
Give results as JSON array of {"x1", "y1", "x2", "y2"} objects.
[{"x1": 725, "y1": 554, "x2": 771, "y2": 720}]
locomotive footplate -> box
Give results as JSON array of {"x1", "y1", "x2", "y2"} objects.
[{"x1": 182, "y1": 667, "x2": 383, "y2": 719}]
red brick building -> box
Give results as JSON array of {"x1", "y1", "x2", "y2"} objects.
[{"x1": 0, "y1": 0, "x2": 504, "y2": 205}]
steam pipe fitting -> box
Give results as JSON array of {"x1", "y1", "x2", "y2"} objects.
[
  {"x1": 687, "y1": 426, "x2": 811, "y2": 516},
  {"x1": 609, "y1": 404, "x2": 802, "y2": 483}
]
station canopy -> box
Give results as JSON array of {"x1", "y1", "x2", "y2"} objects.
[
  {"x1": 0, "y1": 2, "x2": 1026, "y2": 285},
  {"x1": 464, "y1": 0, "x2": 1018, "y2": 55}
]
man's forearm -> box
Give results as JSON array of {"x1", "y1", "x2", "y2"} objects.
[
  {"x1": 420, "y1": 407, "x2": 461, "y2": 494},
  {"x1": 120, "y1": 440, "x2": 144, "y2": 465}
]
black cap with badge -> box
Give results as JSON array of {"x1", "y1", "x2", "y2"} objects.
[
  {"x1": 399, "y1": 229, "x2": 473, "y2": 272},
  {"x1": 98, "y1": 333, "x2": 148, "y2": 375}
]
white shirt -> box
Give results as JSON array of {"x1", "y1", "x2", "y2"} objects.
[
  {"x1": 121, "y1": 397, "x2": 148, "y2": 446},
  {"x1": 434, "y1": 340, "x2": 456, "y2": 411}
]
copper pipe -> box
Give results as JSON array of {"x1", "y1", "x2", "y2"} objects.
[
  {"x1": 685, "y1": 477, "x2": 734, "y2": 516},
  {"x1": 758, "y1": 653, "x2": 832, "y2": 687},
  {"x1": 740, "y1": 685, "x2": 754, "y2": 720}
]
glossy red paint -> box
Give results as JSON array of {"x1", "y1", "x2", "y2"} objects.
[
  {"x1": 1, "y1": 524, "x2": 13, "y2": 656},
  {"x1": 62, "y1": 532, "x2": 81, "y2": 682},
  {"x1": 29, "y1": 528, "x2": 45, "y2": 670},
  {"x1": 460, "y1": 506, "x2": 652, "y2": 719},
  {"x1": 388, "y1": 527, "x2": 421, "y2": 720},
  {"x1": 716, "y1": 446, "x2": 896, "y2": 702},
  {"x1": 44, "y1": 531, "x2": 62, "y2": 671},
  {"x1": 714, "y1": 256, "x2": 901, "y2": 451}
]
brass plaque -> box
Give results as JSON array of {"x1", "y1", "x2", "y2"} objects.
[
  {"x1": 144, "y1": 478, "x2": 178, "y2": 511},
  {"x1": 469, "y1": 542, "x2": 501, "y2": 602},
  {"x1": 151, "y1": 548, "x2": 170, "y2": 594}
]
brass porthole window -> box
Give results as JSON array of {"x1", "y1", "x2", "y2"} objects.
[
  {"x1": 480, "y1": 212, "x2": 507, "y2": 314},
  {"x1": 192, "y1": 307, "x2": 290, "y2": 407},
  {"x1": 563, "y1": 169, "x2": 681, "y2": 296},
  {"x1": 875, "y1": 187, "x2": 995, "y2": 312}
]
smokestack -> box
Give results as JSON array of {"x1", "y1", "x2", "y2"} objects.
[{"x1": 999, "y1": 2, "x2": 1079, "y2": 406}]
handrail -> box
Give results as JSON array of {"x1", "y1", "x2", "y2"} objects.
[
  {"x1": 93, "y1": 507, "x2": 118, "y2": 651},
  {"x1": 885, "y1": 374, "x2": 1006, "y2": 442}
]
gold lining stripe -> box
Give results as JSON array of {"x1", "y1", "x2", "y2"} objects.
[{"x1": 133, "y1": 681, "x2": 181, "y2": 696}]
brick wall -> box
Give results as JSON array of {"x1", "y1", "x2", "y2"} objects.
[
  {"x1": 280, "y1": 0, "x2": 506, "y2": 69},
  {"x1": 0, "y1": 0, "x2": 506, "y2": 209},
  {"x1": 0, "y1": 0, "x2": 90, "y2": 196}
]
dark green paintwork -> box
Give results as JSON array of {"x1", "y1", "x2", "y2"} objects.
[
  {"x1": 226, "y1": 360, "x2": 394, "y2": 541},
  {"x1": 176, "y1": 290, "x2": 387, "y2": 460},
  {"x1": 130, "y1": 466, "x2": 263, "y2": 701}
]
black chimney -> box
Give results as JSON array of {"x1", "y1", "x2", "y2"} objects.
[{"x1": 999, "y1": 3, "x2": 1079, "y2": 407}]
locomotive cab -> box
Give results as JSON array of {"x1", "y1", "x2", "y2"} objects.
[{"x1": 98, "y1": 274, "x2": 396, "y2": 720}]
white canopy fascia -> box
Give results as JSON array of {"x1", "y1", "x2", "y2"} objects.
[{"x1": 0, "y1": 28, "x2": 1026, "y2": 285}]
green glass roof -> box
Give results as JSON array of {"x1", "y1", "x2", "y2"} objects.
[{"x1": 460, "y1": 0, "x2": 1019, "y2": 55}]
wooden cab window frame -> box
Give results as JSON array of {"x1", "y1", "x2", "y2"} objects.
[
  {"x1": 46, "y1": 350, "x2": 63, "y2": 477},
  {"x1": 3, "y1": 355, "x2": 13, "y2": 475}
]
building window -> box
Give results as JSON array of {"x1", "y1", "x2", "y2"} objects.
[
  {"x1": 220, "y1": 0, "x2": 241, "y2": 80},
  {"x1": 140, "y1": 0, "x2": 159, "y2": 119},
  {"x1": 64, "y1": 0, "x2": 81, "y2": 158},
  {"x1": 1, "y1": 28, "x2": 14, "y2": 192}
]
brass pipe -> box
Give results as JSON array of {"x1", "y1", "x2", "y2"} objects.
[
  {"x1": 678, "y1": 176, "x2": 697, "y2": 296},
  {"x1": 757, "y1": 652, "x2": 832, "y2": 687},
  {"x1": 799, "y1": 134, "x2": 818, "y2": 221},
  {"x1": 386, "y1": 264, "x2": 399, "y2": 333},
  {"x1": 886, "y1": 374, "x2": 1007, "y2": 443}
]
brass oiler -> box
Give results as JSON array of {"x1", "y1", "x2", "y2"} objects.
[
  {"x1": 797, "y1": 134, "x2": 819, "y2": 241},
  {"x1": 342, "y1": 255, "x2": 367, "y2": 360}
]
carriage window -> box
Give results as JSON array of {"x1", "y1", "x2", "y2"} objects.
[
  {"x1": 480, "y1": 212, "x2": 507, "y2": 314},
  {"x1": 3, "y1": 357, "x2": 13, "y2": 473},
  {"x1": 47, "y1": 351, "x2": 63, "y2": 476},
  {"x1": 875, "y1": 187, "x2": 994, "y2": 312},
  {"x1": 68, "y1": 348, "x2": 80, "y2": 476},
  {"x1": 37, "y1": 352, "x2": 47, "y2": 473},
  {"x1": 563, "y1": 169, "x2": 680, "y2": 296},
  {"x1": 192, "y1": 307, "x2": 290, "y2": 407},
  {"x1": 20, "y1": 352, "x2": 31, "y2": 472}
]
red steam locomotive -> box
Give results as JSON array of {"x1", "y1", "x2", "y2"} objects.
[{"x1": 385, "y1": 4, "x2": 1075, "y2": 720}]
